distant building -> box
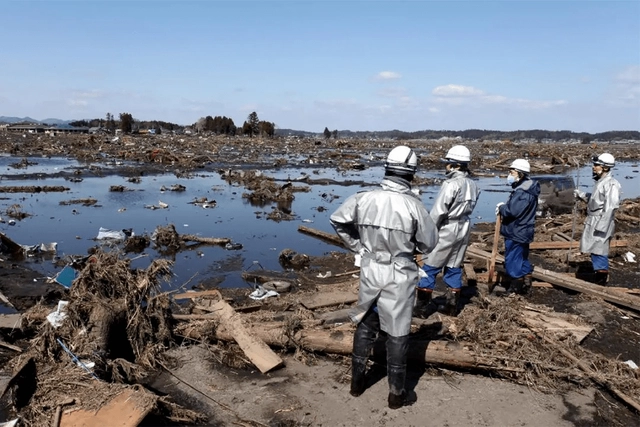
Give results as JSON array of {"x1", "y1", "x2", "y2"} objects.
[{"x1": 7, "y1": 124, "x2": 89, "y2": 134}]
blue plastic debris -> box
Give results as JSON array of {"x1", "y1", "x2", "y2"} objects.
[{"x1": 54, "y1": 265, "x2": 76, "y2": 289}]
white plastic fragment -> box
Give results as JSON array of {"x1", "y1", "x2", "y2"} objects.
[
  {"x1": 622, "y1": 251, "x2": 636, "y2": 263},
  {"x1": 46, "y1": 300, "x2": 69, "y2": 328},
  {"x1": 623, "y1": 360, "x2": 638, "y2": 370},
  {"x1": 249, "y1": 286, "x2": 279, "y2": 301}
]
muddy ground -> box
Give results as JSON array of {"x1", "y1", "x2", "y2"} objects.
[{"x1": 0, "y1": 132, "x2": 639, "y2": 426}]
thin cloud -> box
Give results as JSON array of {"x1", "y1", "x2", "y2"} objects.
[
  {"x1": 374, "y1": 71, "x2": 401, "y2": 81},
  {"x1": 615, "y1": 65, "x2": 640, "y2": 84},
  {"x1": 376, "y1": 86, "x2": 407, "y2": 98},
  {"x1": 432, "y1": 84, "x2": 566, "y2": 110},
  {"x1": 608, "y1": 65, "x2": 640, "y2": 107},
  {"x1": 66, "y1": 89, "x2": 106, "y2": 109},
  {"x1": 432, "y1": 84, "x2": 484, "y2": 97}
]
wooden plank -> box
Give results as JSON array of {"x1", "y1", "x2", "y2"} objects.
[
  {"x1": 463, "y1": 263, "x2": 476, "y2": 281},
  {"x1": 60, "y1": 388, "x2": 156, "y2": 427},
  {"x1": 488, "y1": 215, "x2": 502, "y2": 283},
  {"x1": 0, "y1": 341, "x2": 21, "y2": 352},
  {"x1": 522, "y1": 309, "x2": 593, "y2": 343},
  {"x1": 529, "y1": 240, "x2": 627, "y2": 250},
  {"x1": 299, "y1": 291, "x2": 358, "y2": 310},
  {"x1": 316, "y1": 308, "x2": 352, "y2": 324},
  {"x1": 298, "y1": 225, "x2": 345, "y2": 248},
  {"x1": 209, "y1": 297, "x2": 284, "y2": 373},
  {"x1": 0, "y1": 314, "x2": 22, "y2": 330},
  {"x1": 173, "y1": 289, "x2": 223, "y2": 300}
]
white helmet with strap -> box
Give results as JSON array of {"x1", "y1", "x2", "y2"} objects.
[
  {"x1": 444, "y1": 145, "x2": 471, "y2": 163},
  {"x1": 593, "y1": 153, "x2": 615, "y2": 168},
  {"x1": 385, "y1": 145, "x2": 418, "y2": 174},
  {"x1": 509, "y1": 158, "x2": 530, "y2": 174}
]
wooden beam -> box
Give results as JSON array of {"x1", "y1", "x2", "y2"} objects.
[
  {"x1": 0, "y1": 341, "x2": 21, "y2": 352},
  {"x1": 299, "y1": 291, "x2": 358, "y2": 310},
  {"x1": 180, "y1": 322, "x2": 498, "y2": 371},
  {"x1": 463, "y1": 263, "x2": 476, "y2": 282},
  {"x1": 297, "y1": 225, "x2": 345, "y2": 248},
  {"x1": 529, "y1": 240, "x2": 627, "y2": 250},
  {"x1": 466, "y1": 246, "x2": 640, "y2": 313},
  {"x1": 208, "y1": 297, "x2": 284, "y2": 373},
  {"x1": 0, "y1": 314, "x2": 22, "y2": 330},
  {"x1": 173, "y1": 289, "x2": 224, "y2": 300}
]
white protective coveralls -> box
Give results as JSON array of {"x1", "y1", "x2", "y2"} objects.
[
  {"x1": 579, "y1": 172, "x2": 621, "y2": 255},
  {"x1": 330, "y1": 178, "x2": 438, "y2": 337},
  {"x1": 423, "y1": 170, "x2": 479, "y2": 268}
]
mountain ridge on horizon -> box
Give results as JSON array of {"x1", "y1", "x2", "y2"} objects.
[{"x1": 1, "y1": 116, "x2": 638, "y2": 139}]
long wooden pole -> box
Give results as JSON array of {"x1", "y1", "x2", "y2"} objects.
[
  {"x1": 466, "y1": 247, "x2": 640, "y2": 312},
  {"x1": 176, "y1": 320, "x2": 499, "y2": 371},
  {"x1": 488, "y1": 214, "x2": 502, "y2": 284}
]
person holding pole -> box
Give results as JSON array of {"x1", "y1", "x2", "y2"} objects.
[
  {"x1": 573, "y1": 153, "x2": 621, "y2": 286},
  {"x1": 496, "y1": 159, "x2": 540, "y2": 295},
  {"x1": 330, "y1": 145, "x2": 438, "y2": 409},
  {"x1": 414, "y1": 145, "x2": 480, "y2": 317}
]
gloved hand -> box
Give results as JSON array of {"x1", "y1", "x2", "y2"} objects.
[
  {"x1": 573, "y1": 189, "x2": 586, "y2": 200},
  {"x1": 495, "y1": 202, "x2": 505, "y2": 216}
]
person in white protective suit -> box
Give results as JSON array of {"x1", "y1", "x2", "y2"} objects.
[
  {"x1": 330, "y1": 145, "x2": 438, "y2": 409},
  {"x1": 414, "y1": 145, "x2": 480, "y2": 318},
  {"x1": 574, "y1": 153, "x2": 621, "y2": 286}
]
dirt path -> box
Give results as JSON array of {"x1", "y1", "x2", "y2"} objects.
[{"x1": 152, "y1": 345, "x2": 597, "y2": 427}]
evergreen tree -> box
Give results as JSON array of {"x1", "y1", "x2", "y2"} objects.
[{"x1": 247, "y1": 112, "x2": 259, "y2": 137}]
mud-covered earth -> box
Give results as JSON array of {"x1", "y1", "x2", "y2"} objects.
[{"x1": 0, "y1": 132, "x2": 639, "y2": 426}]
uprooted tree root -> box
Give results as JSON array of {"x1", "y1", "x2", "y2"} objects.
[{"x1": 3, "y1": 249, "x2": 205, "y2": 426}]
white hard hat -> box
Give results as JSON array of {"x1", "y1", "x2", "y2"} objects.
[
  {"x1": 444, "y1": 145, "x2": 471, "y2": 163},
  {"x1": 509, "y1": 158, "x2": 530, "y2": 174},
  {"x1": 593, "y1": 153, "x2": 615, "y2": 168},
  {"x1": 385, "y1": 145, "x2": 418, "y2": 174}
]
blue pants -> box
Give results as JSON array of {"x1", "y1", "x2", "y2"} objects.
[
  {"x1": 417, "y1": 264, "x2": 463, "y2": 290},
  {"x1": 504, "y1": 239, "x2": 533, "y2": 279},
  {"x1": 591, "y1": 254, "x2": 609, "y2": 271}
]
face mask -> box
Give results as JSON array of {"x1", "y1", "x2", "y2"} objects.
[{"x1": 507, "y1": 175, "x2": 517, "y2": 185}]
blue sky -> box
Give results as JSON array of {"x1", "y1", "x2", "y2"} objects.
[{"x1": 1, "y1": 1, "x2": 639, "y2": 132}]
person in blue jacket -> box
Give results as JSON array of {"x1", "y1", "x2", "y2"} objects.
[{"x1": 496, "y1": 159, "x2": 540, "y2": 295}]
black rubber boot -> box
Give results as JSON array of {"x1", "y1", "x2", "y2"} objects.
[
  {"x1": 386, "y1": 334, "x2": 409, "y2": 409},
  {"x1": 522, "y1": 274, "x2": 533, "y2": 294},
  {"x1": 350, "y1": 309, "x2": 380, "y2": 397},
  {"x1": 413, "y1": 288, "x2": 433, "y2": 319},
  {"x1": 438, "y1": 288, "x2": 461, "y2": 316},
  {"x1": 594, "y1": 270, "x2": 609, "y2": 286},
  {"x1": 506, "y1": 278, "x2": 525, "y2": 295}
]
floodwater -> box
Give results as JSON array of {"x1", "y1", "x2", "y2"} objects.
[{"x1": 0, "y1": 156, "x2": 637, "y2": 294}]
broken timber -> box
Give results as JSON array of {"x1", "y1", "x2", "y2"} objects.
[
  {"x1": 178, "y1": 321, "x2": 499, "y2": 371},
  {"x1": 529, "y1": 240, "x2": 627, "y2": 250},
  {"x1": 299, "y1": 291, "x2": 358, "y2": 310},
  {"x1": 0, "y1": 314, "x2": 22, "y2": 330},
  {"x1": 466, "y1": 246, "x2": 640, "y2": 313},
  {"x1": 206, "y1": 295, "x2": 284, "y2": 373},
  {"x1": 298, "y1": 225, "x2": 345, "y2": 248}
]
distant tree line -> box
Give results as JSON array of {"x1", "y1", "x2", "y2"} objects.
[{"x1": 277, "y1": 128, "x2": 640, "y2": 142}]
